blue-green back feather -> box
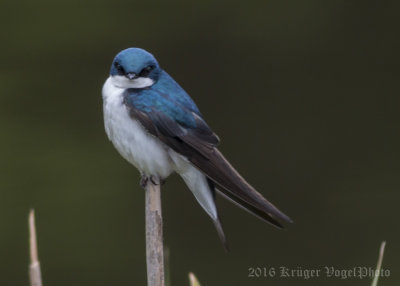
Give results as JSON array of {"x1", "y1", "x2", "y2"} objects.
[{"x1": 123, "y1": 70, "x2": 201, "y2": 129}]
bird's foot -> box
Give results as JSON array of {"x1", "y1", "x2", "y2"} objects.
[
  {"x1": 140, "y1": 174, "x2": 166, "y2": 188},
  {"x1": 150, "y1": 175, "x2": 166, "y2": 185},
  {"x1": 140, "y1": 175, "x2": 149, "y2": 189}
]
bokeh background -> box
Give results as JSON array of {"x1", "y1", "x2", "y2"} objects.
[{"x1": 0, "y1": 1, "x2": 398, "y2": 285}]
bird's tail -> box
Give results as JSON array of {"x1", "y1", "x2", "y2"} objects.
[
  {"x1": 178, "y1": 164, "x2": 228, "y2": 250},
  {"x1": 189, "y1": 148, "x2": 292, "y2": 229}
]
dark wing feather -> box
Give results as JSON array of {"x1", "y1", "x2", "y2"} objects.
[{"x1": 126, "y1": 106, "x2": 292, "y2": 227}]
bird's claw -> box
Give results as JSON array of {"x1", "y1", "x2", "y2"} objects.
[
  {"x1": 140, "y1": 174, "x2": 166, "y2": 188},
  {"x1": 140, "y1": 175, "x2": 148, "y2": 188},
  {"x1": 150, "y1": 175, "x2": 165, "y2": 185}
]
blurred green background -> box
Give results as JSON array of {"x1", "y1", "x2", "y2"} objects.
[{"x1": 0, "y1": 0, "x2": 398, "y2": 285}]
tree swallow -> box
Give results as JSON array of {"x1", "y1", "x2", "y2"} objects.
[{"x1": 102, "y1": 48, "x2": 292, "y2": 248}]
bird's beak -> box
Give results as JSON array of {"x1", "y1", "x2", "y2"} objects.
[{"x1": 126, "y1": 72, "x2": 137, "y2": 80}]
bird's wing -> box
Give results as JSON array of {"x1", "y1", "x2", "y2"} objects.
[{"x1": 123, "y1": 89, "x2": 292, "y2": 228}]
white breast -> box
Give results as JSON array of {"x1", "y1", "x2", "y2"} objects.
[
  {"x1": 102, "y1": 77, "x2": 174, "y2": 179},
  {"x1": 102, "y1": 77, "x2": 219, "y2": 222}
]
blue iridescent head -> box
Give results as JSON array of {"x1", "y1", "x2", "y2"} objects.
[{"x1": 109, "y1": 48, "x2": 161, "y2": 88}]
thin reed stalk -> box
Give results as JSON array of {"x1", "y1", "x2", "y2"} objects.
[
  {"x1": 29, "y1": 209, "x2": 43, "y2": 286},
  {"x1": 145, "y1": 180, "x2": 165, "y2": 286}
]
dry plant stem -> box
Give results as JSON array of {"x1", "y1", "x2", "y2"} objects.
[
  {"x1": 29, "y1": 209, "x2": 43, "y2": 286},
  {"x1": 188, "y1": 272, "x2": 201, "y2": 286},
  {"x1": 145, "y1": 179, "x2": 165, "y2": 286},
  {"x1": 371, "y1": 241, "x2": 386, "y2": 286}
]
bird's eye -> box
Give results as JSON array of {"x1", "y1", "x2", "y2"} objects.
[
  {"x1": 114, "y1": 62, "x2": 125, "y2": 75},
  {"x1": 138, "y1": 65, "x2": 154, "y2": 77}
]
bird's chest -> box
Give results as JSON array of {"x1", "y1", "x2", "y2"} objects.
[{"x1": 102, "y1": 82, "x2": 173, "y2": 178}]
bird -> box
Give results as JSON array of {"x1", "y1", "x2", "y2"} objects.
[{"x1": 102, "y1": 48, "x2": 292, "y2": 249}]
